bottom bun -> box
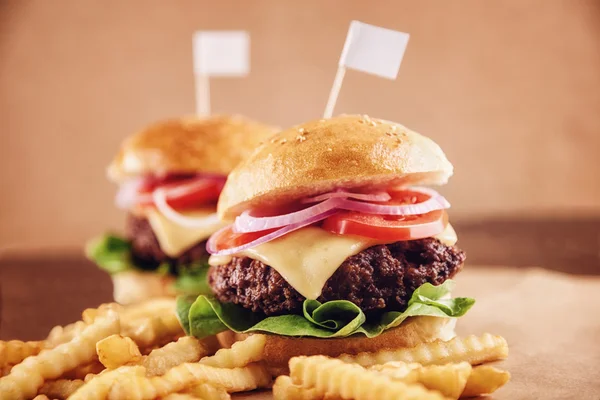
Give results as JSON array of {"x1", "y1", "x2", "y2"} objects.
[
  {"x1": 217, "y1": 316, "x2": 456, "y2": 370},
  {"x1": 111, "y1": 270, "x2": 175, "y2": 305}
]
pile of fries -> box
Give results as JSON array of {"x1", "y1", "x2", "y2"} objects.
[
  {"x1": 274, "y1": 334, "x2": 510, "y2": 400},
  {"x1": 0, "y1": 298, "x2": 510, "y2": 400}
]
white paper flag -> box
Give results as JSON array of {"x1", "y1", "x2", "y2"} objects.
[
  {"x1": 339, "y1": 21, "x2": 409, "y2": 79},
  {"x1": 192, "y1": 31, "x2": 250, "y2": 77}
]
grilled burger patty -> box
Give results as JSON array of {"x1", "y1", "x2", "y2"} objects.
[
  {"x1": 208, "y1": 238, "x2": 466, "y2": 316},
  {"x1": 125, "y1": 214, "x2": 209, "y2": 273}
]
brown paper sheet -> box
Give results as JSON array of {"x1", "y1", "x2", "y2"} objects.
[{"x1": 233, "y1": 267, "x2": 600, "y2": 400}]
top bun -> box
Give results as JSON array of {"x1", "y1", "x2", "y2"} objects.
[
  {"x1": 108, "y1": 115, "x2": 279, "y2": 183},
  {"x1": 218, "y1": 114, "x2": 453, "y2": 219}
]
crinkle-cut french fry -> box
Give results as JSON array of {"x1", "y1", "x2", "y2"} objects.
[
  {"x1": 162, "y1": 394, "x2": 202, "y2": 400},
  {"x1": 82, "y1": 303, "x2": 123, "y2": 324},
  {"x1": 289, "y1": 356, "x2": 446, "y2": 400},
  {"x1": 0, "y1": 310, "x2": 120, "y2": 400},
  {"x1": 370, "y1": 361, "x2": 420, "y2": 377},
  {"x1": 143, "y1": 336, "x2": 208, "y2": 376},
  {"x1": 185, "y1": 382, "x2": 231, "y2": 400},
  {"x1": 69, "y1": 365, "x2": 145, "y2": 400},
  {"x1": 123, "y1": 313, "x2": 183, "y2": 348},
  {"x1": 96, "y1": 334, "x2": 142, "y2": 369},
  {"x1": 462, "y1": 365, "x2": 510, "y2": 397},
  {"x1": 340, "y1": 333, "x2": 508, "y2": 367},
  {"x1": 45, "y1": 321, "x2": 87, "y2": 348},
  {"x1": 0, "y1": 341, "x2": 44, "y2": 367},
  {"x1": 273, "y1": 375, "x2": 342, "y2": 400},
  {"x1": 39, "y1": 378, "x2": 85, "y2": 399},
  {"x1": 200, "y1": 334, "x2": 266, "y2": 368},
  {"x1": 373, "y1": 361, "x2": 471, "y2": 399},
  {"x1": 107, "y1": 362, "x2": 272, "y2": 400}
]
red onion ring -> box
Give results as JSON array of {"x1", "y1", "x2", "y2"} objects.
[
  {"x1": 301, "y1": 190, "x2": 391, "y2": 204},
  {"x1": 153, "y1": 189, "x2": 222, "y2": 228},
  {"x1": 114, "y1": 178, "x2": 144, "y2": 209},
  {"x1": 233, "y1": 197, "x2": 346, "y2": 233},
  {"x1": 116, "y1": 175, "x2": 225, "y2": 210},
  {"x1": 337, "y1": 194, "x2": 450, "y2": 215},
  {"x1": 234, "y1": 187, "x2": 450, "y2": 233},
  {"x1": 207, "y1": 208, "x2": 339, "y2": 256}
]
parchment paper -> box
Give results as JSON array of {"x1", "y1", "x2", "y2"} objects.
[{"x1": 235, "y1": 267, "x2": 600, "y2": 400}]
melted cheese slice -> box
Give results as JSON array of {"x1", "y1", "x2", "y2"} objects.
[
  {"x1": 435, "y1": 223, "x2": 457, "y2": 246},
  {"x1": 145, "y1": 208, "x2": 226, "y2": 257},
  {"x1": 209, "y1": 223, "x2": 458, "y2": 300}
]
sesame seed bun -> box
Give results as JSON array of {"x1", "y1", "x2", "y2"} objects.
[
  {"x1": 217, "y1": 316, "x2": 456, "y2": 372},
  {"x1": 217, "y1": 115, "x2": 453, "y2": 219},
  {"x1": 107, "y1": 115, "x2": 279, "y2": 183}
]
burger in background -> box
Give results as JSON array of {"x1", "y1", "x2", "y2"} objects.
[
  {"x1": 178, "y1": 114, "x2": 474, "y2": 369},
  {"x1": 86, "y1": 115, "x2": 278, "y2": 304}
]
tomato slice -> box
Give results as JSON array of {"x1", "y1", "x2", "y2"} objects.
[
  {"x1": 209, "y1": 225, "x2": 276, "y2": 252},
  {"x1": 322, "y1": 209, "x2": 448, "y2": 241},
  {"x1": 137, "y1": 176, "x2": 224, "y2": 210}
]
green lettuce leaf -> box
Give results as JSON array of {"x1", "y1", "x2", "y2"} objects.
[
  {"x1": 85, "y1": 234, "x2": 135, "y2": 274},
  {"x1": 178, "y1": 280, "x2": 474, "y2": 339},
  {"x1": 86, "y1": 235, "x2": 213, "y2": 297}
]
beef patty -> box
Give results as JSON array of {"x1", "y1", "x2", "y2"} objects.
[
  {"x1": 125, "y1": 213, "x2": 209, "y2": 273},
  {"x1": 208, "y1": 238, "x2": 466, "y2": 316}
]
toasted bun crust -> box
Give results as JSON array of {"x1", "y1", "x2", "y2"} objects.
[
  {"x1": 111, "y1": 271, "x2": 175, "y2": 305},
  {"x1": 217, "y1": 316, "x2": 456, "y2": 370},
  {"x1": 108, "y1": 115, "x2": 278, "y2": 183},
  {"x1": 218, "y1": 115, "x2": 453, "y2": 219}
]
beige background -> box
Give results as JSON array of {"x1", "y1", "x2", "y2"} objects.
[{"x1": 1, "y1": 0, "x2": 599, "y2": 254}]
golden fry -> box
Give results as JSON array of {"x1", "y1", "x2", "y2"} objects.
[
  {"x1": 186, "y1": 382, "x2": 231, "y2": 400},
  {"x1": 96, "y1": 334, "x2": 142, "y2": 369},
  {"x1": 374, "y1": 361, "x2": 471, "y2": 399},
  {"x1": 39, "y1": 378, "x2": 85, "y2": 399},
  {"x1": 462, "y1": 365, "x2": 510, "y2": 397},
  {"x1": 107, "y1": 363, "x2": 272, "y2": 399},
  {"x1": 273, "y1": 375, "x2": 342, "y2": 400},
  {"x1": 45, "y1": 321, "x2": 87, "y2": 348},
  {"x1": 200, "y1": 334, "x2": 266, "y2": 368},
  {"x1": 142, "y1": 336, "x2": 208, "y2": 376},
  {"x1": 0, "y1": 341, "x2": 43, "y2": 367},
  {"x1": 69, "y1": 365, "x2": 145, "y2": 400},
  {"x1": 340, "y1": 333, "x2": 508, "y2": 367},
  {"x1": 162, "y1": 394, "x2": 202, "y2": 400},
  {"x1": 0, "y1": 310, "x2": 120, "y2": 400},
  {"x1": 122, "y1": 313, "x2": 183, "y2": 348},
  {"x1": 290, "y1": 356, "x2": 446, "y2": 400}
]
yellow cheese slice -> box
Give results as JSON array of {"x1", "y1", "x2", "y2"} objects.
[
  {"x1": 145, "y1": 208, "x2": 226, "y2": 257},
  {"x1": 434, "y1": 223, "x2": 457, "y2": 246},
  {"x1": 209, "y1": 223, "x2": 458, "y2": 299}
]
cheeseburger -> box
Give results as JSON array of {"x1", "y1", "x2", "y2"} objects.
[
  {"x1": 86, "y1": 115, "x2": 278, "y2": 304},
  {"x1": 177, "y1": 114, "x2": 474, "y2": 369}
]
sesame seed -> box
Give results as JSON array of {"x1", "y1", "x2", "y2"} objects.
[
  {"x1": 327, "y1": 148, "x2": 333, "y2": 152},
  {"x1": 280, "y1": 138, "x2": 287, "y2": 144},
  {"x1": 298, "y1": 128, "x2": 305, "y2": 133},
  {"x1": 296, "y1": 135, "x2": 306, "y2": 142}
]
